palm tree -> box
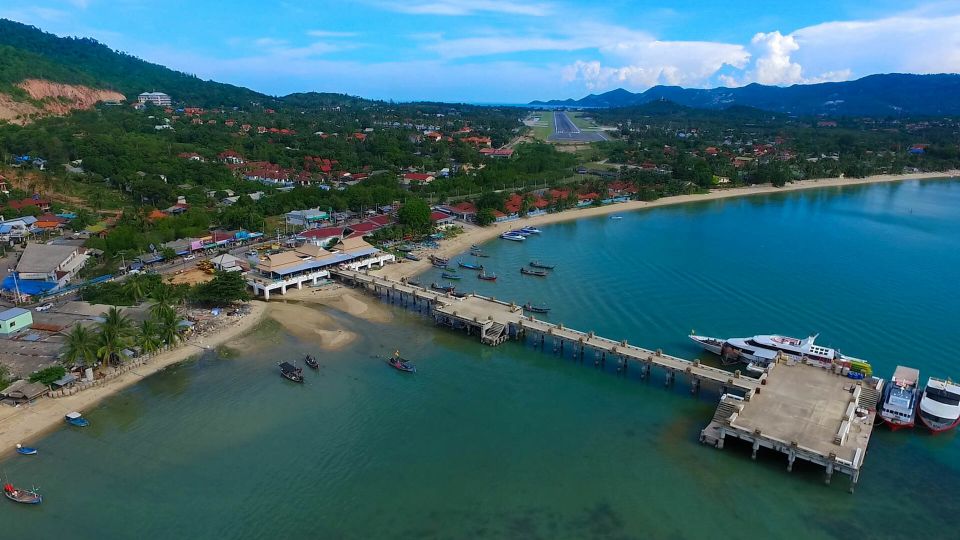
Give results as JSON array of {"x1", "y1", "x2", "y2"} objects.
[
  {"x1": 149, "y1": 285, "x2": 176, "y2": 320},
  {"x1": 135, "y1": 320, "x2": 162, "y2": 355},
  {"x1": 63, "y1": 324, "x2": 98, "y2": 369},
  {"x1": 123, "y1": 274, "x2": 147, "y2": 304},
  {"x1": 157, "y1": 310, "x2": 182, "y2": 349},
  {"x1": 97, "y1": 307, "x2": 134, "y2": 365}
]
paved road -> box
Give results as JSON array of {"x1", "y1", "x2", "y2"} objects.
[{"x1": 548, "y1": 111, "x2": 607, "y2": 142}]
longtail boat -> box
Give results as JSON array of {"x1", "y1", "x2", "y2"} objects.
[
  {"x1": 529, "y1": 261, "x2": 555, "y2": 270},
  {"x1": 458, "y1": 260, "x2": 483, "y2": 270},
  {"x1": 523, "y1": 303, "x2": 550, "y2": 314},
  {"x1": 520, "y1": 267, "x2": 548, "y2": 277},
  {"x1": 3, "y1": 483, "x2": 41, "y2": 505},
  {"x1": 441, "y1": 272, "x2": 462, "y2": 280},
  {"x1": 431, "y1": 283, "x2": 456, "y2": 292},
  {"x1": 478, "y1": 271, "x2": 497, "y2": 281}
]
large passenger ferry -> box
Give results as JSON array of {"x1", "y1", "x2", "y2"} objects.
[
  {"x1": 688, "y1": 332, "x2": 871, "y2": 373},
  {"x1": 917, "y1": 377, "x2": 960, "y2": 433}
]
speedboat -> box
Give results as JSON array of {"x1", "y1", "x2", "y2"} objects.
[
  {"x1": 304, "y1": 355, "x2": 319, "y2": 369},
  {"x1": 507, "y1": 229, "x2": 531, "y2": 237},
  {"x1": 879, "y1": 366, "x2": 920, "y2": 431},
  {"x1": 278, "y1": 362, "x2": 304, "y2": 383},
  {"x1": 388, "y1": 354, "x2": 416, "y2": 373},
  {"x1": 3, "y1": 483, "x2": 41, "y2": 505},
  {"x1": 65, "y1": 411, "x2": 89, "y2": 427},
  {"x1": 520, "y1": 227, "x2": 541, "y2": 234},
  {"x1": 610, "y1": 215, "x2": 623, "y2": 220},
  {"x1": 688, "y1": 332, "x2": 872, "y2": 374},
  {"x1": 917, "y1": 377, "x2": 960, "y2": 433},
  {"x1": 15, "y1": 444, "x2": 37, "y2": 456},
  {"x1": 500, "y1": 233, "x2": 525, "y2": 242}
]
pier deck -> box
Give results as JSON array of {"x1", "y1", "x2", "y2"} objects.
[{"x1": 333, "y1": 268, "x2": 878, "y2": 491}]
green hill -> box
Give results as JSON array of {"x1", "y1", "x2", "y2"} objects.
[{"x1": 0, "y1": 18, "x2": 269, "y2": 107}]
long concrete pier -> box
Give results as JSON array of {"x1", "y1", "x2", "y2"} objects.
[{"x1": 332, "y1": 268, "x2": 881, "y2": 492}]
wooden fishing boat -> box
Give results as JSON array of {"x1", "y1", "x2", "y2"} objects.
[
  {"x1": 65, "y1": 411, "x2": 89, "y2": 427},
  {"x1": 278, "y1": 362, "x2": 304, "y2": 383},
  {"x1": 397, "y1": 245, "x2": 415, "y2": 252},
  {"x1": 304, "y1": 355, "x2": 319, "y2": 369},
  {"x1": 431, "y1": 283, "x2": 456, "y2": 292},
  {"x1": 520, "y1": 267, "x2": 548, "y2": 277},
  {"x1": 404, "y1": 253, "x2": 421, "y2": 261},
  {"x1": 406, "y1": 279, "x2": 422, "y2": 288},
  {"x1": 15, "y1": 444, "x2": 37, "y2": 456},
  {"x1": 529, "y1": 261, "x2": 555, "y2": 270},
  {"x1": 523, "y1": 303, "x2": 551, "y2": 314},
  {"x1": 3, "y1": 484, "x2": 41, "y2": 505},
  {"x1": 469, "y1": 249, "x2": 490, "y2": 258},
  {"x1": 387, "y1": 353, "x2": 416, "y2": 373},
  {"x1": 478, "y1": 271, "x2": 497, "y2": 281},
  {"x1": 441, "y1": 272, "x2": 462, "y2": 280},
  {"x1": 458, "y1": 260, "x2": 483, "y2": 270},
  {"x1": 430, "y1": 255, "x2": 449, "y2": 265}
]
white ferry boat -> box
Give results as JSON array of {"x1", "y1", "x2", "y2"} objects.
[
  {"x1": 688, "y1": 332, "x2": 870, "y2": 373},
  {"x1": 917, "y1": 377, "x2": 960, "y2": 433},
  {"x1": 879, "y1": 366, "x2": 920, "y2": 430}
]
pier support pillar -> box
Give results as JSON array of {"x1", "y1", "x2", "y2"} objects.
[
  {"x1": 640, "y1": 363, "x2": 650, "y2": 381},
  {"x1": 824, "y1": 462, "x2": 834, "y2": 485},
  {"x1": 297, "y1": 280, "x2": 303, "y2": 290},
  {"x1": 849, "y1": 470, "x2": 859, "y2": 494},
  {"x1": 690, "y1": 378, "x2": 701, "y2": 395},
  {"x1": 787, "y1": 450, "x2": 797, "y2": 472},
  {"x1": 751, "y1": 440, "x2": 761, "y2": 460},
  {"x1": 664, "y1": 370, "x2": 675, "y2": 387},
  {"x1": 716, "y1": 427, "x2": 726, "y2": 449}
]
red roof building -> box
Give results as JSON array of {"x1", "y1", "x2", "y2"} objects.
[
  {"x1": 8, "y1": 197, "x2": 51, "y2": 212},
  {"x1": 403, "y1": 173, "x2": 435, "y2": 184}
]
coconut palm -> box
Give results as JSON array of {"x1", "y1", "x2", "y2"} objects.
[
  {"x1": 135, "y1": 319, "x2": 162, "y2": 355},
  {"x1": 97, "y1": 306, "x2": 134, "y2": 365},
  {"x1": 157, "y1": 310, "x2": 182, "y2": 349},
  {"x1": 123, "y1": 274, "x2": 148, "y2": 304},
  {"x1": 63, "y1": 324, "x2": 98, "y2": 368},
  {"x1": 149, "y1": 285, "x2": 176, "y2": 320}
]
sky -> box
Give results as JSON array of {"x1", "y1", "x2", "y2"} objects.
[{"x1": 2, "y1": 0, "x2": 959, "y2": 103}]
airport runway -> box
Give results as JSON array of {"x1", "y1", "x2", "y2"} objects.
[{"x1": 548, "y1": 111, "x2": 607, "y2": 142}]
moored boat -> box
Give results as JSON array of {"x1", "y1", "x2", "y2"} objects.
[
  {"x1": 469, "y1": 249, "x2": 490, "y2": 258},
  {"x1": 387, "y1": 352, "x2": 416, "y2": 373},
  {"x1": 15, "y1": 444, "x2": 37, "y2": 456},
  {"x1": 458, "y1": 260, "x2": 483, "y2": 270},
  {"x1": 431, "y1": 283, "x2": 456, "y2": 292},
  {"x1": 917, "y1": 377, "x2": 960, "y2": 433},
  {"x1": 65, "y1": 411, "x2": 89, "y2": 427},
  {"x1": 441, "y1": 272, "x2": 462, "y2": 280},
  {"x1": 429, "y1": 255, "x2": 449, "y2": 265},
  {"x1": 520, "y1": 227, "x2": 541, "y2": 234},
  {"x1": 529, "y1": 261, "x2": 555, "y2": 270},
  {"x1": 3, "y1": 483, "x2": 41, "y2": 505},
  {"x1": 478, "y1": 271, "x2": 497, "y2": 281},
  {"x1": 508, "y1": 229, "x2": 531, "y2": 237},
  {"x1": 404, "y1": 253, "x2": 421, "y2": 261},
  {"x1": 520, "y1": 267, "x2": 548, "y2": 277},
  {"x1": 879, "y1": 366, "x2": 920, "y2": 430},
  {"x1": 500, "y1": 233, "x2": 525, "y2": 242},
  {"x1": 687, "y1": 332, "x2": 872, "y2": 374},
  {"x1": 407, "y1": 279, "x2": 422, "y2": 287},
  {"x1": 610, "y1": 215, "x2": 623, "y2": 220},
  {"x1": 523, "y1": 303, "x2": 550, "y2": 314},
  {"x1": 304, "y1": 355, "x2": 319, "y2": 369},
  {"x1": 278, "y1": 362, "x2": 304, "y2": 383}
]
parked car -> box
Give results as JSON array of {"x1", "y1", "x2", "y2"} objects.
[
  {"x1": 183, "y1": 255, "x2": 196, "y2": 261},
  {"x1": 245, "y1": 250, "x2": 258, "y2": 257},
  {"x1": 35, "y1": 303, "x2": 53, "y2": 312}
]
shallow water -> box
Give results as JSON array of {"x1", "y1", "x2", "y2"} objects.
[{"x1": 3, "y1": 179, "x2": 959, "y2": 539}]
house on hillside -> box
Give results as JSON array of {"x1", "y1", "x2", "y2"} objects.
[
  {"x1": 286, "y1": 208, "x2": 330, "y2": 228},
  {"x1": 138, "y1": 92, "x2": 172, "y2": 106},
  {"x1": 8, "y1": 197, "x2": 51, "y2": 213},
  {"x1": 402, "y1": 173, "x2": 435, "y2": 185}
]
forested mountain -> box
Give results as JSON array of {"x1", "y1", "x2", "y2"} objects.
[
  {"x1": 532, "y1": 74, "x2": 960, "y2": 116},
  {"x1": 0, "y1": 19, "x2": 268, "y2": 107}
]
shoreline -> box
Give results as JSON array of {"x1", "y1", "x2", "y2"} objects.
[
  {"x1": 379, "y1": 171, "x2": 958, "y2": 281},
  {"x1": 0, "y1": 300, "x2": 268, "y2": 451}
]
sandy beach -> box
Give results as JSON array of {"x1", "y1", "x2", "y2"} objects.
[
  {"x1": 0, "y1": 301, "x2": 268, "y2": 450},
  {"x1": 379, "y1": 171, "x2": 958, "y2": 281}
]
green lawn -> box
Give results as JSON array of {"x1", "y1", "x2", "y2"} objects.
[{"x1": 527, "y1": 111, "x2": 554, "y2": 141}]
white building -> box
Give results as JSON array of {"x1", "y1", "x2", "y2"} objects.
[{"x1": 138, "y1": 92, "x2": 172, "y2": 106}]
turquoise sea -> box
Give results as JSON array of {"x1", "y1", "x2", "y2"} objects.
[{"x1": 3, "y1": 179, "x2": 960, "y2": 539}]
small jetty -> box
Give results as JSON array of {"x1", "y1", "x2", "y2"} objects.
[{"x1": 333, "y1": 269, "x2": 882, "y2": 492}]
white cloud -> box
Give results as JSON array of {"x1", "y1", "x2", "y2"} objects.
[
  {"x1": 377, "y1": 0, "x2": 553, "y2": 17},
  {"x1": 307, "y1": 30, "x2": 358, "y2": 38}
]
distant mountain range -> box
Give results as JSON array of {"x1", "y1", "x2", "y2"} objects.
[{"x1": 531, "y1": 74, "x2": 960, "y2": 116}]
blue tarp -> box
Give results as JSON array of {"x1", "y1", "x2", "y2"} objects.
[{"x1": 1, "y1": 275, "x2": 57, "y2": 295}]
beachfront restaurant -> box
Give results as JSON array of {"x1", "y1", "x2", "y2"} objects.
[{"x1": 247, "y1": 238, "x2": 394, "y2": 300}]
